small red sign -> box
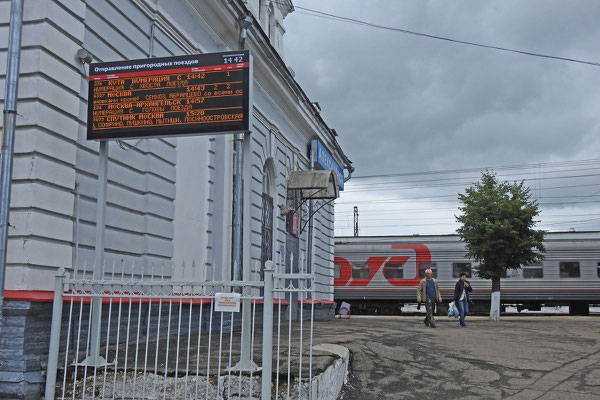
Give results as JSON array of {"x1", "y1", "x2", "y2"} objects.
[{"x1": 292, "y1": 212, "x2": 299, "y2": 236}]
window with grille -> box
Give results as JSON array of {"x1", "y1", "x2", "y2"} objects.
[{"x1": 260, "y1": 193, "x2": 273, "y2": 268}]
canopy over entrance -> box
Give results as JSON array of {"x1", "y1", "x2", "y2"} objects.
[{"x1": 287, "y1": 170, "x2": 339, "y2": 200}]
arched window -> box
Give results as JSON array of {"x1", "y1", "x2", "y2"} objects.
[{"x1": 261, "y1": 160, "x2": 276, "y2": 272}]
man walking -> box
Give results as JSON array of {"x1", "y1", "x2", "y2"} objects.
[{"x1": 417, "y1": 269, "x2": 442, "y2": 328}]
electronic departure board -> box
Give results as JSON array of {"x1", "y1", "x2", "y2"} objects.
[{"x1": 87, "y1": 51, "x2": 250, "y2": 140}]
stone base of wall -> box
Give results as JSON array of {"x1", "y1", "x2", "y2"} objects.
[
  {"x1": 301, "y1": 303, "x2": 336, "y2": 321},
  {"x1": 0, "y1": 301, "x2": 53, "y2": 400}
]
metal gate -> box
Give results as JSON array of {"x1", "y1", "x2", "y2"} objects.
[{"x1": 44, "y1": 259, "x2": 316, "y2": 399}]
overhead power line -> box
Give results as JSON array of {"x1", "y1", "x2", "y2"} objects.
[
  {"x1": 290, "y1": 5, "x2": 600, "y2": 67},
  {"x1": 347, "y1": 158, "x2": 600, "y2": 180},
  {"x1": 345, "y1": 165, "x2": 600, "y2": 187},
  {"x1": 337, "y1": 184, "x2": 600, "y2": 205}
]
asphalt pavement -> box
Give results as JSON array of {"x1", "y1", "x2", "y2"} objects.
[{"x1": 310, "y1": 315, "x2": 600, "y2": 400}]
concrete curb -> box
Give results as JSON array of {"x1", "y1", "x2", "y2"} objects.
[{"x1": 310, "y1": 344, "x2": 350, "y2": 400}]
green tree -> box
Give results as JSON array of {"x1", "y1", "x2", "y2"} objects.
[{"x1": 456, "y1": 172, "x2": 545, "y2": 319}]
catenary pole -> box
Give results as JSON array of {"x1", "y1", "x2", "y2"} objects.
[{"x1": 0, "y1": 0, "x2": 24, "y2": 336}]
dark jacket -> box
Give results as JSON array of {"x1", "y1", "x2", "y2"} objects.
[{"x1": 454, "y1": 279, "x2": 473, "y2": 303}]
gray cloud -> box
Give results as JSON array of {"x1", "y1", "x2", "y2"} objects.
[{"x1": 283, "y1": 1, "x2": 600, "y2": 234}]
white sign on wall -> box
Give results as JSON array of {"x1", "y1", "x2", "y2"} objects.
[{"x1": 214, "y1": 292, "x2": 241, "y2": 312}]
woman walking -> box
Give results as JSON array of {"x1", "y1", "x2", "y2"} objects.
[{"x1": 454, "y1": 272, "x2": 473, "y2": 327}]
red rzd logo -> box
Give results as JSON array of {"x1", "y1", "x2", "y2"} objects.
[{"x1": 334, "y1": 244, "x2": 431, "y2": 287}]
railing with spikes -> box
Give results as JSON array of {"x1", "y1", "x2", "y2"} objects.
[{"x1": 45, "y1": 257, "x2": 318, "y2": 399}]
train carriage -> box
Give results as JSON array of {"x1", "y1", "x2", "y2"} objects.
[{"x1": 334, "y1": 231, "x2": 600, "y2": 315}]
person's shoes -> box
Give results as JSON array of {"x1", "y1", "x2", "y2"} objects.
[
  {"x1": 424, "y1": 318, "x2": 429, "y2": 326},
  {"x1": 430, "y1": 323, "x2": 436, "y2": 328},
  {"x1": 460, "y1": 324, "x2": 467, "y2": 327}
]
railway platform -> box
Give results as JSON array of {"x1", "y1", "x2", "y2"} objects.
[{"x1": 311, "y1": 315, "x2": 600, "y2": 399}]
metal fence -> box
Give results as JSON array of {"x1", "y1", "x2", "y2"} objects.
[{"x1": 44, "y1": 259, "x2": 317, "y2": 399}]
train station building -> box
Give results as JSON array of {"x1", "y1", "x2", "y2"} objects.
[{"x1": 0, "y1": 0, "x2": 351, "y2": 397}]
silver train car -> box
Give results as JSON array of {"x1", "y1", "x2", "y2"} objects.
[{"x1": 334, "y1": 231, "x2": 600, "y2": 315}]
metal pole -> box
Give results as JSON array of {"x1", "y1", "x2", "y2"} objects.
[
  {"x1": 231, "y1": 13, "x2": 253, "y2": 285},
  {"x1": 232, "y1": 133, "x2": 244, "y2": 282},
  {"x1": 306, "y1": 146, "x2": 315, "y2": 276},
  {"x1": 85, "y1": 140, "x2": 108, "y2": 366},
  {"x1": 354, "y1": 206, "x2": 359, "y2": 237},
  {"x1": 45, "y1": 268, "x2": 66, "y2": 400},
  {"x1": 232, "y1": 15, "x2": 258, "y2": 372},
  {"x1": 0, "y1": 0, "x2": 24, "y2": 336},
  {"x1": 261, "y1": 261, "x2": 274, "y2": 400}
]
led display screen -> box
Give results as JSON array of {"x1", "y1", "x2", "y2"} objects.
[{"x1": 87, "y1": 51, "x2": 250, "y2": 140}]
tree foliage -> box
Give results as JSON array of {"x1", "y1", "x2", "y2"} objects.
[{"x1": 456, "y1": 172, "x2": 545, "y2": 291}]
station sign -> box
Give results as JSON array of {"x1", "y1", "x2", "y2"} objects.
[
  {"x1": 311, "y1": 139, "x2": 344, "y2": 190},
  {"x1": 87, "y1": 50, "x2": 250, "y2": 140}
]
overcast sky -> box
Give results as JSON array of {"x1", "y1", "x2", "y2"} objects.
[{"x1": 283, "y1": 0, "x2": 600, "y2": 236}]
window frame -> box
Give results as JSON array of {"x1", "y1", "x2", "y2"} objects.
[
  {"x1": 351, "y1": 262, "x2": 371, "y2": 279},
  {"x1": 417, "y1": 262, "x2": 437, "y2": 279},
  {"x1": 334, "y1": 263, "x2": 341, "y2": 279},
  {"x1": 522, "y1": 262, "x2": 543, "y2": 279},
  {"x1": 383, "y1": 262, "x2": 404, "y2": 279},
  {"x1": 559, "y1": 261, "x2": 581, "y2": 278},
  {"x1": 452, "y1": 262, "x2": 472, "y2": 278}
]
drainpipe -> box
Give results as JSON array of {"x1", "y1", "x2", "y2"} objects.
[
  {"x1": 0, "y1": 0, "x2": 24, "y2": 336},
  {"x1": 344, "y1": 165, "x2": 354, "y2": 184}
]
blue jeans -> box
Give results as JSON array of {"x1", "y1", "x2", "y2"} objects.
[{"x1": 457, "y1": 299, "x2": 469, "y2": 326}]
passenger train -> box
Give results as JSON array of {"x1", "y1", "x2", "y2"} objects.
[{"x1": 334, "y1": 231, "x2": 600, "y2": 315}]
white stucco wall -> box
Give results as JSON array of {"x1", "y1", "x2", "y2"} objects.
[{"x1": 1, "y1": 0, "x2": 346, "y2": 300}]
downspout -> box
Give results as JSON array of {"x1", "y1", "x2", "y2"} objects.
[
  {"x1": 0, "y1": 0, "x2": 24, "y2": 337},
  {"x1": 344, "y1": 165, "x2": 355, "y2": 184}
]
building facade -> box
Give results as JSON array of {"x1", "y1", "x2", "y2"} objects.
[{"x1": 0, "y1": 0, "x2": 351, "y2": 397}]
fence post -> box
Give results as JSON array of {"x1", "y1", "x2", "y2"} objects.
[
  {"x1": 45, "y1": 267, "x2": 66, "y2": 400},
  {"x1": 261, "y1": 260, "x2": 274, "y2": 400}
]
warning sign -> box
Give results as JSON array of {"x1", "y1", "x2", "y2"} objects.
[{"x1": 214, "y1": 292, "x2": 241, "y2": 312}]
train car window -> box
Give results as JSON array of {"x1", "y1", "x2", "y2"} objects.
[
  {"x1": 351, "y1": 263, "x2": 370, "y2": 279},
  {"x1": 417, "y1": 262, "x2": 437, "y2": 278},
  {"x1": 334, "y1": 263, "x2": 341, "y2": 279},
  {"x1": 522, "y1": 262, "x2": 543, "y2": 279},
  {"x1": 383, "y1": 263, "x2": 403, "y2": 279},
  {"x1": 506, "y1": 268, "x2": 520, "y2": 278},
  {"x1": 559, "y1": 262, "x2": 580, "y2": 278},
  {"x1": 452, "y1": 263, "x2": 472, "y2": 278},
  {"x1": 597, "y1": 262, "x2": 600, "y2": 278}
]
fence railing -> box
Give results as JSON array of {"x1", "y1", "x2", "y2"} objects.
[{"x1": 45, "y1": 259, "x2": 317, "y2": 399}]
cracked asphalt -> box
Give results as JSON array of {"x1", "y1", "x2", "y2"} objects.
[{"x1": 310, "y1": 315, "x2": 600, "y2": 399}]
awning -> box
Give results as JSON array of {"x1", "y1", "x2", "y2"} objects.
[{"x1": 287, "y1": 170, "x2": 339, "y2": 199}]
